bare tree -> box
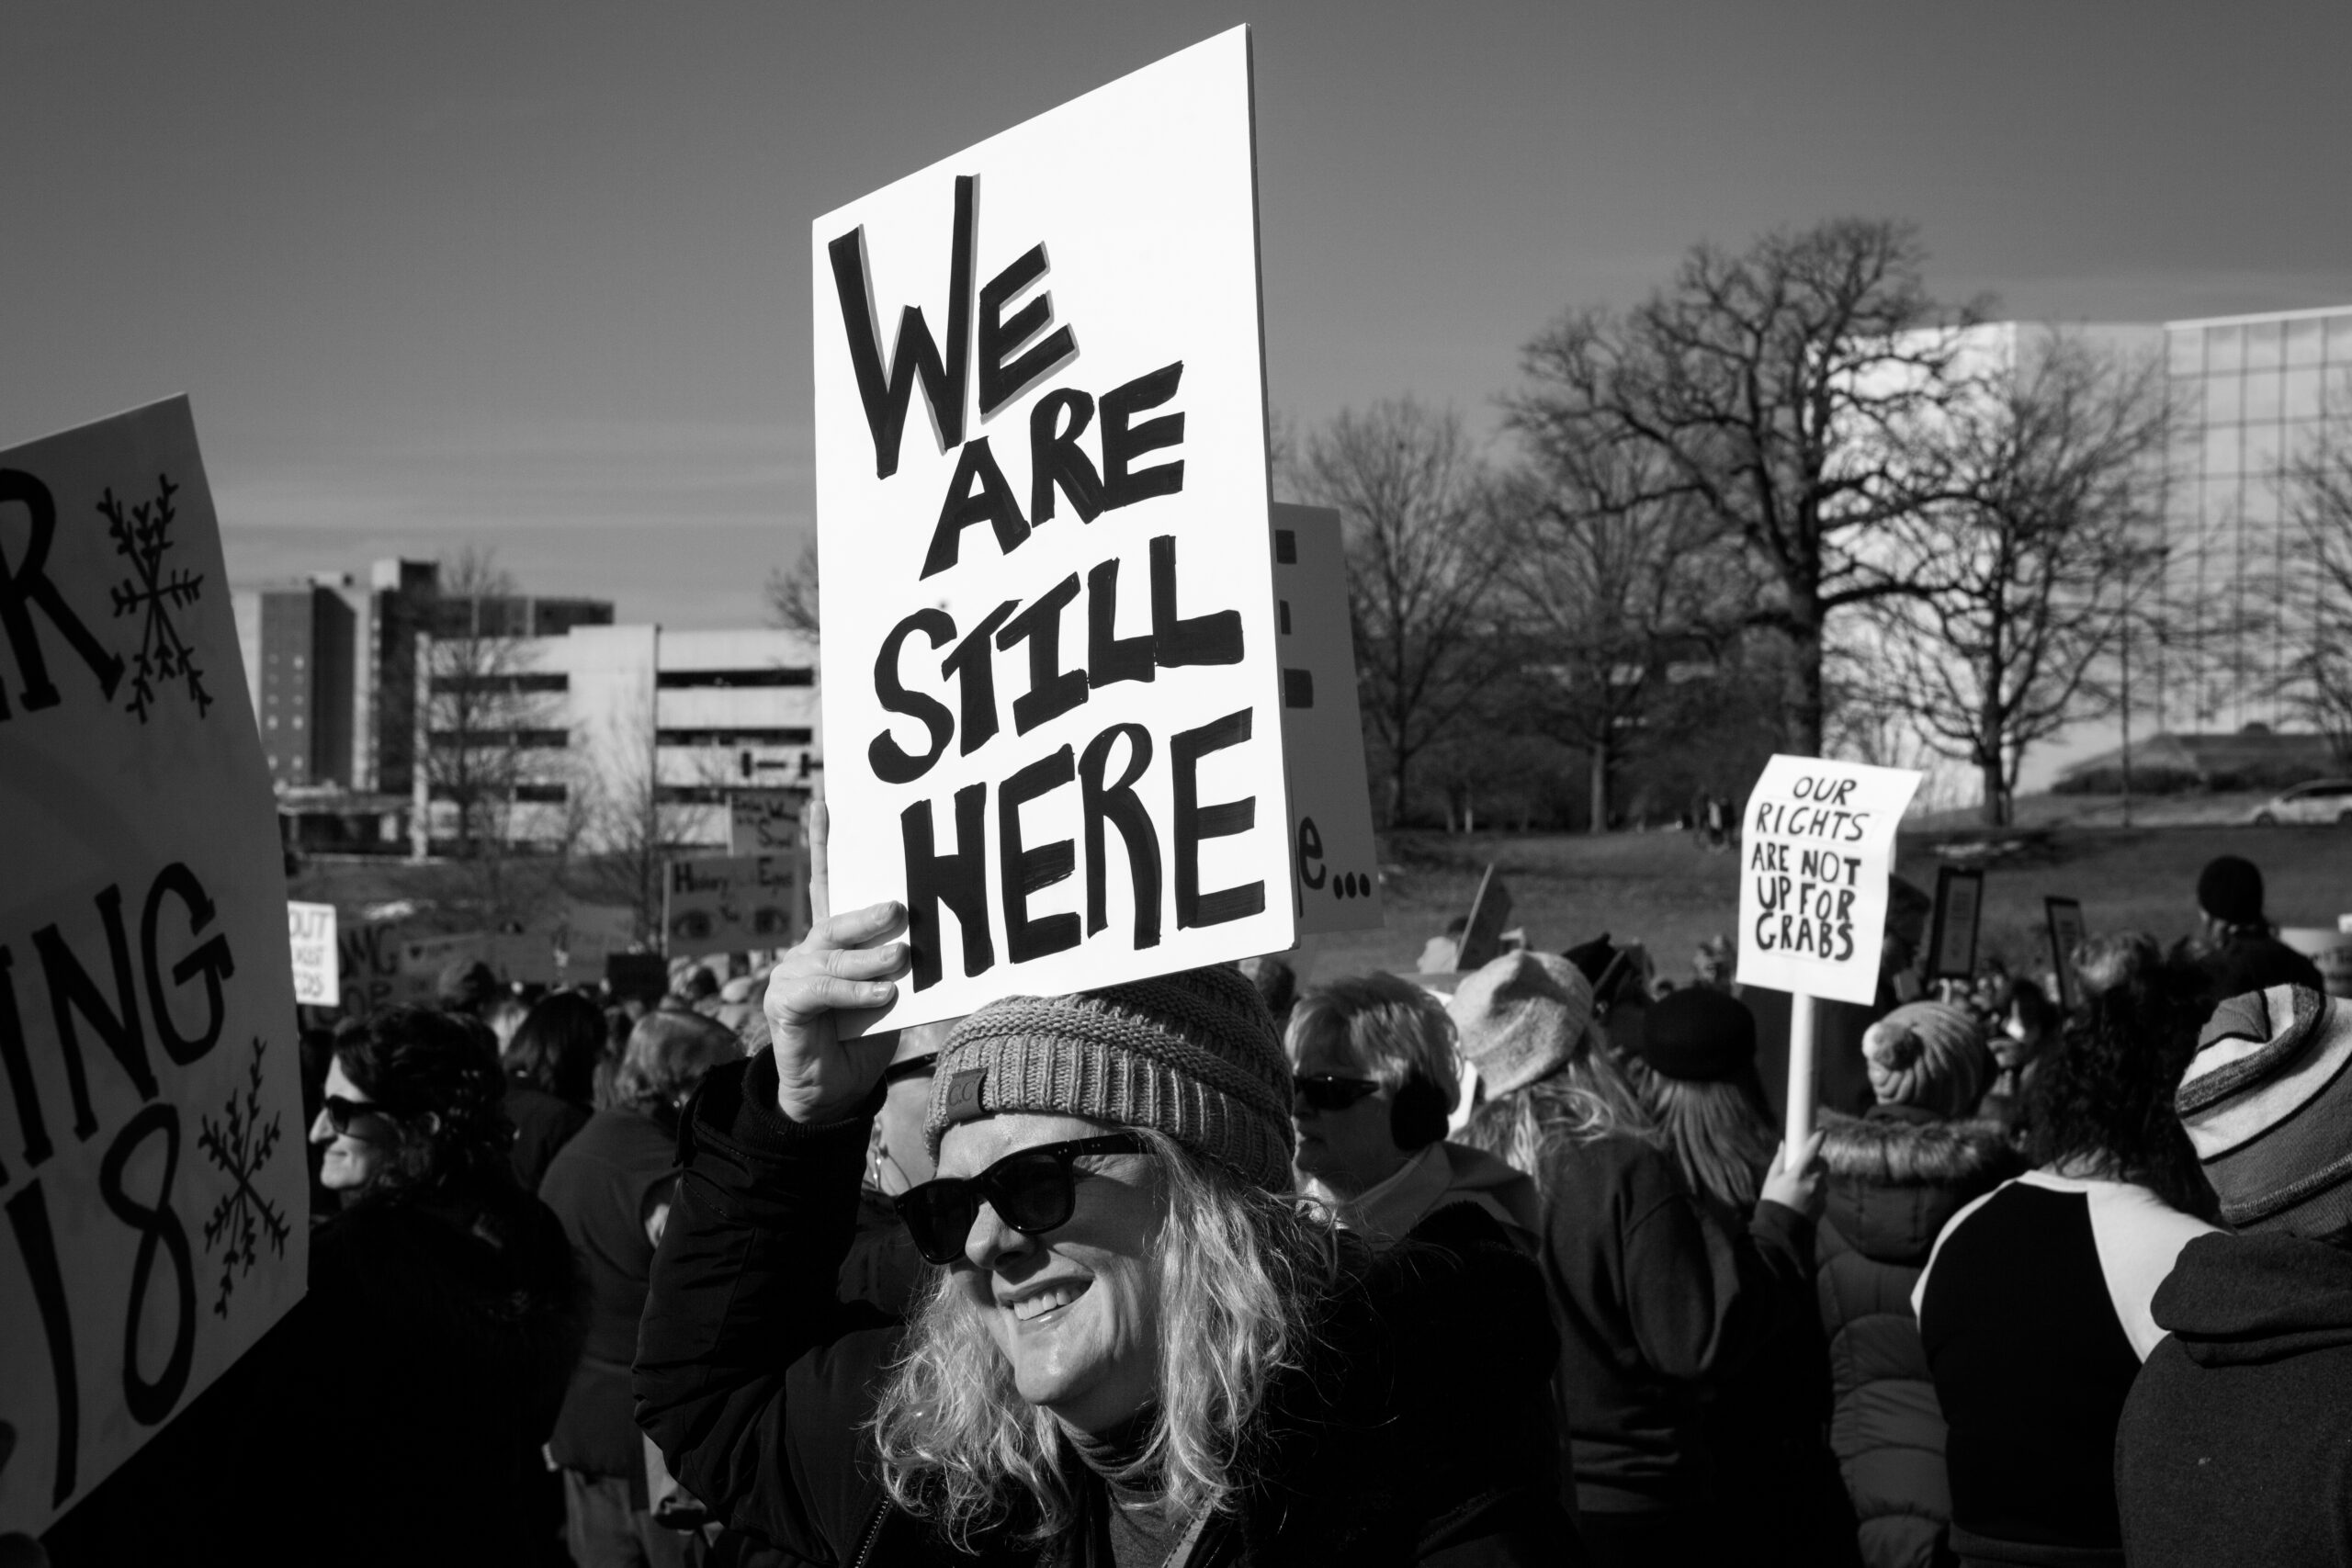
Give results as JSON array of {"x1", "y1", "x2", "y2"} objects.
[
  {"x1": 2280, "y1": 414, "x2": 2352, "y2": 761},
  {"x1": 1508, "y1": 219, "x2": 1978, "y2": 756},
  {"x1": 1858, "y1": 335, "x2": 2171, "y2": 824},
  {"x1": 763, "y1": 536, "x2": 821, "y2": 638},
  {"x1": 419, "y1": 548, "x2": 559, "y2": 863},
  {"x1": 1493, "y1": 431, "x2": 1744, "y2": 831},
  {"x1": 1288, "y1": 400, "x2": 1508, "y2": 828}
]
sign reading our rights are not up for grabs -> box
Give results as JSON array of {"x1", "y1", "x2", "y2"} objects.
[
  {"x1": 1735, "y1": 754, "x2": 1923, "y2": 1008},
  {"x1": 0, "y1": 399, "x2": 308, "y2": 1535},
  {"x1": 816, "y1": 28, "x2": 1299, "y2": 1032}
]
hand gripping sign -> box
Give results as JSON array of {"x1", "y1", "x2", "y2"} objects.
[
  {"x1": 1735, "y1": 754, "x2": 1923, "y2": 1149},
  {"x1": 814, "y1": 29, "x2": 1294, "y2": 1032},
  {"x1": 0, "y1": 398, "x2": 308, "y2": 1535}
]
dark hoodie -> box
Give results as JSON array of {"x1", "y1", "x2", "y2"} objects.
[
  {"x1": 1815, "y1": 1107, "x2": 2019, "y2": 1568},
  {"x1": 2115, "y1": 1230, "x2": 2352, "y2": 1567}
]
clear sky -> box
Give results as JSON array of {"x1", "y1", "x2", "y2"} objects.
[{"x1": 8, "y1": 1, "x2": 2351, "y2": 629}]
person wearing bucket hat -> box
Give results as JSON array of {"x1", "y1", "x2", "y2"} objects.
[
  {"x1": 1913, "y1": 936, "x2": 2217, "y2": 1568},
  {"x1": 636, "y1": 897, "x2": 1575, "y2": 1567},
  {"x1": 1451, "y1": 952, "x2": 1822, "y2": 1568},
  {"x1": 1620, "y1": 987, "x2": 1855, "y2": 1568},
  {"x1": 2116, "y1": 983, "x2": 2352, "y2": 1565}
]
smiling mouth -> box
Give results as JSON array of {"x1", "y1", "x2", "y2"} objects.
[{"x1": 1005, "y1": 1280, "x2": 1091, "y2": 1323}]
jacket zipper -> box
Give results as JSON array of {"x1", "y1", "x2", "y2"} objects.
[{"x1": 850, "y1": 1500, "x2": 888, "y2": 1568}]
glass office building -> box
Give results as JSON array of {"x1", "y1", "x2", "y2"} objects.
[{"x1": 2158, "y1": 304, "x2": 2352, "y2": 730}]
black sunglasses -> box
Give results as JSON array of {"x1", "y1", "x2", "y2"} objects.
[
  {"x1": 1293, "y1": 1074, "x2": 1382, "y2": 1113},
  {"x1": 894, "y1": 1134, "x2": 1146, "y2": 1265},
  {"x1": 322, "y1": 1094, "x2": 387, "y2": 1137}
]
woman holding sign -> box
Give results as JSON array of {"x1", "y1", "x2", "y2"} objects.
[{"x1": 633, "y1": 903, "x2": 1575, "y2": 1565}]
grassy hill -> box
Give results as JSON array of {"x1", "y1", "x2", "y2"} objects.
[{"x1": 1295, "y1": 821, "x2": 2352, "y2": 987}]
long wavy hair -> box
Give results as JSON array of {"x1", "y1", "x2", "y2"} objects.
[
  {"x1": 333, "y1": 1007, "x2": 514, "y2": 1201},
  {"x1": 1622, "y1": 1055, "x2": 1776, "y2": 1213},
  {"x1": 871, "y1": 1129, "x2": 1337, "y2": 1548},
  {"x1": 2027, "y1": 933, "x2": 2215, "y2": 1218},
  {"x1": 1455, "y1": 1037, "x2": 1657, "y2": 1207}
]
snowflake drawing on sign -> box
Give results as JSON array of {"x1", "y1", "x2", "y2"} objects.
[
  {"x1": 101, "y1": 473, "x2": 212, "y2": 723},
  {"x1": 198, "y1": 1037, "x2": 290, "y2": 1317}
]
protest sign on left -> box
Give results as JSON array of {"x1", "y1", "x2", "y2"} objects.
[
  {"x1": 814, "y1": 28, "x2": 1294, "y2": 1032},
  {"x1": 0, "y1": 398, "x2": 308, "y2": 1534}
]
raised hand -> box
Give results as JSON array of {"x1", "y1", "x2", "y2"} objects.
[
  {"x1": 762, "y1": 898, "x2": 910, "y2": 1124},
  {"x1": 1759, "y1": 1130, "x2": 1827, "y2": 1221}
]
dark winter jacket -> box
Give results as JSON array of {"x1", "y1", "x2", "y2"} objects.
[
  {"x1": 2198, "y1": 931, "x2": 2324, "y2": 1012},
  {"x1": 43, "y1": 1179, "x2": 585, "y2": 1568},
  {"x1": 509, "y1": 1079, "x2": 594, "y2": 1192},
  {"x1": 1527, "y1": 1129, "x2": 1815, "y2": 1517},
  {"x1": 634, "y1": 1054, "x2": 1576, "y2": 1567},
  {"x1": 2117, "y1": 1231, "x2": 2352, "y2": 1567},
  {"x1": 1815, "y1": 1108, "x2": 2019, "y2": 1568}
]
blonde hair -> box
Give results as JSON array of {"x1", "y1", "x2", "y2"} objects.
[
  {"x1": 870, "y1": 1129, "x2": 1336, "y2": 1548},
  {"x1": 1455, "y1": 1045, "x2": 1657, "y2": 1206},
  {"x1": 1622, "y1": 1055, "x2": 1775, "y2": 1213},
  {"x1": 1285, "y1": 973, "x2": 1461, "y2": 1112}
]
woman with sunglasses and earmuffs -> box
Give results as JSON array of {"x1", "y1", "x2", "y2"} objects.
[
  {"x1": 634, "y1": 895, "x2": 1580, "y2": 1566},
  {"x1": 1287, "y1": 972, "x2": 1544, "y2": 1253}
]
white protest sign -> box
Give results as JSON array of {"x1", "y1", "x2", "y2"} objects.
[
  {"x1": 1735, "y1": 754, "x2": 1923, "y2": 1007},
  {"x1": 729, "y1": 788, "x2": 808, "y2": 855},
  {"x1": 0, "y1": 398, "x2": 308, "y2": 1534},
  {"x1": 286, "y1": 901, "x2": 340, "y2": 1006},
  {"x1": 1270, "y1": 505, "x2": 1383, "y2": 935},
  {"x1": 664, "y1": 855, "x2": 802, "y2": 958},
  {"x1": 814, "y1": 28, "x2": 1291, "y2": 1032}
]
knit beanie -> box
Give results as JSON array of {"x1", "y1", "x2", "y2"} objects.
[
  {"x1": 2177, "y1": 984, "x2": 2352, "y2": 1235},
  {"x1": 2198, "y1": 855, "x2": 2267, "y2": 927},
  {"x1": 1861, "y1": 1001, "x2": 1991, "y2": 1116},
  {"x1": 1447, "y1": 951, "x2": 1595, "y2": 1098},
  {"x1": 924, "y1": 965, "x2": 1294, "y2": 1192},
  {"x1": 1639, "y1": 987, "x2": 1758, "y2": 1083}
]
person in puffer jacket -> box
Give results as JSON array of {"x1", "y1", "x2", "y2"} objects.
[{"x1": 1815, "y1": 1001, "x2": 2018, "y2": 1568}]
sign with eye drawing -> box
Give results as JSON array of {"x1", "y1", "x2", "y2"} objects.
[
  {"x1": 664, "y1": 854, "x2": 802, "y2": 959},
  {"x1": 1270, "y1": 505, "x2": 1382, "y2": 935},
  {"x1": 814, "y1": 28, "x2": 1295, "y2": 1032},
  {"x1": 0, "y1": 397, "x2": 308, "y2": 1536}
]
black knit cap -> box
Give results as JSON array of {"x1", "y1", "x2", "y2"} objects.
[
  {"x1": 1637, "y1": 987, "x2": 1758, "y2": 1083},
  {"x1": 2199, "y1": 855, "x2": 2266, "y2": 926}
]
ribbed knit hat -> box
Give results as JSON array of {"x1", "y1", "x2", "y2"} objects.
[
  {"x1": 1862, "y1": 1001, "x2": 1991, "y2": 1116},
  {"x1": 1447, "y1": 951, "x2": 1596, "y2": 1098},
  {"x1": 2198, "y1": 855, "x2": 2267, "y2": 927},
  {"x1": 1639, "y1": 987, "x2": 1758, "y2": 1083},
  {"x1": 2177, "y1": 984, "x2": 2352, "y2": 1235},
  {"x1": 924, "y1": 965, "x2": 1294, "y2": 1192}
]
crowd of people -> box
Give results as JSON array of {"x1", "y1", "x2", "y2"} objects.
[{"x1": 29, "y1": 848, "x2": 2350, "y2": 1567}]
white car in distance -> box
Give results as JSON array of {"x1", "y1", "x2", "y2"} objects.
[{"x1": 2249, "y1": 778, "x2": 2352, "y2": 825}]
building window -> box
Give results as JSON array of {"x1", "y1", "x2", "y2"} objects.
[
  {"x1": 656, "y1": 728, "x2": 815, "y2": 748},
  {"x1": 512, "y1": 784, "x2": 569, "y2": 803},
  {"x1": 428, "y1": 672, "x2": 570, "y2": 694},
  {"x1": 654, "y1": 784, "x2": 730, "y2": 805},
  {"x1": 426, "y1": 728, "x2": 571, "y2": 750},
  {"x1": 655, "y1": 668, "x2": 815, "y2": 689}
]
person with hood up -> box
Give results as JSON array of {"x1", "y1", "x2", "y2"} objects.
[
  {"x1": 1913, "y1": 938, "x2": 2217, "y2": 1568},
  {"x1": 1287, "y1": 971, "x2": 1544, "y2": 1250},
  {"x1": 1625, "y1": 987, "x2": 1860, "y2": 1568},
  {"x1": 1451, "y1": 951, "x2": 1821, "y2": 1568},
  {"x1": 1815, "y1": 1001, "x2": 2019, "y2": 1568},
  {"x1": 634, "y1": 906, "x2": 1575, "y2": 1565},
  {"x1": 2190, "y1": 852, "x2": 2323, "y2": 1009},
  {"x1": 2117, "y1": 982, "x2": 2352, "y2": 1566}
]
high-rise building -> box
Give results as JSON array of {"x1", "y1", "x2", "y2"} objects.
[
  {"x1": 2156, "y1": 304, "x2": 2352, "y2": 731},
  {"x1": 253, "y1": 578, "x2": 356, "y2": 787}
]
